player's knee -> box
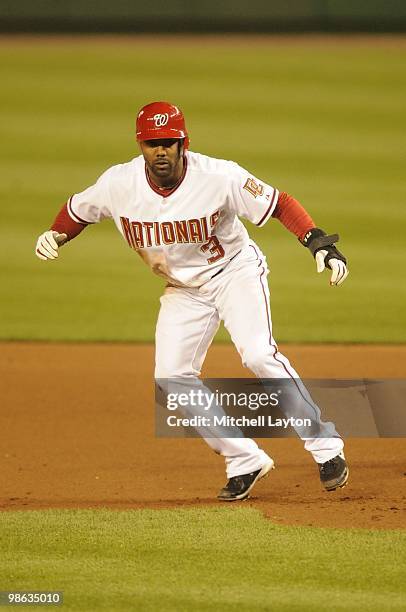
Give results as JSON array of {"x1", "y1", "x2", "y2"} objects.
[
  {"x1": 155, "y1": 354, "x2": 201, "y2": 379},
  {"x1": 155, "y1": 366, "x2": 196, "y2": 379},
  {"x1": 154, "y1": 375, "x2": 203, "y2": 410},
  {"x1": 242, "y1": 346, "x2": 274, "y2": 376}
]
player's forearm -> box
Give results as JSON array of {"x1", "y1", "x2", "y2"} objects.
[
  {"x1": 272, "y1": 192, "x2": 315, "y2": 240},
  {"x1": 50, "y1": 202, "x2": 88, "y2": 241},
  {"x1": 36, "y1": 202, "x2": 88, "y2": 260},
  {"x1": 273, "y1": 193, "x2": 348, "y2": 286}
]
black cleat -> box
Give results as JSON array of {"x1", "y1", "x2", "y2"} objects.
[
  {"x1": 318, "y1": 453, "x2": 349, "y2": 491},
  {"x1": 217, "y1": 460, "x2": 274, "y2": 501}
]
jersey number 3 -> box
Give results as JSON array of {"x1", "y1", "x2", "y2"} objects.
[{"x1": 201, "y1": 236, "x2": 225, "y2": 264}]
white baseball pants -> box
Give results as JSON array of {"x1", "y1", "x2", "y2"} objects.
[{"x1": 155, "y1": 241, "x2": 344, "y2": 478}]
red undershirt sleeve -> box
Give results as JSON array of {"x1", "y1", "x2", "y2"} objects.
[
  {"x1": 272, "y1": 192, "x2": 315, "y2": 240},
  {"x1": 50, "y1": 202, "x2": 88, "y2": 241}
]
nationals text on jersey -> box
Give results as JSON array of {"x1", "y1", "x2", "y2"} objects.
[{"x1": 119, "y1": 210, "x2": 221, "y2": 249}]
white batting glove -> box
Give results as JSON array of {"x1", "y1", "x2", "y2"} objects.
[
  {"x1": 315, "y1": 249, "x2": 349, "y2": 286},
  {"x1": 35, "y1": 231, "x2": 68, "y2": 261}
]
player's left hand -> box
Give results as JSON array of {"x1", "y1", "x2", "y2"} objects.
[
  {"x1": 315, "y1": 249, "x2": 349, "y2": 286},
  {"x1": 301, "y1": 227, "x2": 349, "y2": 287}
]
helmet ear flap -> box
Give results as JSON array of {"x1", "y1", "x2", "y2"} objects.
[{"x1": 179, "y1": 137, "x2": 189, "y2": 154}]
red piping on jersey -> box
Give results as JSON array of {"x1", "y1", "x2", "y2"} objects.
[
  {"x1": 67, "y1": 196, "x2": 93, "y2": 225},
  {"x1": 272, "y1": 192, "x2": 315, "y2": 240},
  {"x1": 145, "y1": 156, "x2": 188, "y2": 197},
  {"x1": 50, "y1": 201, "x2": 88, "y2": 240},
  {"x1": 249, "y1": 243, "x2": 320, "y2": 421}
]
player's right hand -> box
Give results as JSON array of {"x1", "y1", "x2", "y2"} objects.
[{"x1": 35, "y1": 230, "x2": 68, "y2": 260}]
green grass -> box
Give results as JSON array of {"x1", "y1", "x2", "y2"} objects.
[
  {"x1": 1, "y1": 507, "x2": 405, "y2": 611},
  {"x1": 0, "y1": 37, "x2": 405, "y2": 341}
]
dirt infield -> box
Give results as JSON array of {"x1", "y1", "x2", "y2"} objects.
[{"x1": 0, "y1": 343, "x2": 405, "y2": 529}]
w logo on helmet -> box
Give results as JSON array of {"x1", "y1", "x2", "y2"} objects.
[
  {"x1": 153, "y1": 113, "x2": 169, "y2": 127},
  {"x1": 136, "y1": 102, "x2": 189, "y2": 148}
]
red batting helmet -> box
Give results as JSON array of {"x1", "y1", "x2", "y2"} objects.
[{"x1": 136, "y1": 101, "x2": 189, "y2": 149}]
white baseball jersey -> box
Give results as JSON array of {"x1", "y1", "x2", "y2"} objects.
[{"x1": 67, "y1": 151, "x2": 279, "y2": 287}]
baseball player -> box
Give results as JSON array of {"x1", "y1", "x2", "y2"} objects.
[{"x1": 36, "y1": 101, "x2": 349, "y2": 501}]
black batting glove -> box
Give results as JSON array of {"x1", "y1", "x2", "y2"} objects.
[{"x1": 301, "y1": 228, "x2": 349, "y2": 286}]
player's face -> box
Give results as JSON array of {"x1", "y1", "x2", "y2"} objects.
[{"x1": 140, "y1": 139, "x2": 183, "y2": 184}]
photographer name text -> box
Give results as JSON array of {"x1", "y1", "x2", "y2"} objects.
[{"x1": 166, "y1": 415, "x2": 311, "y2": 428}]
